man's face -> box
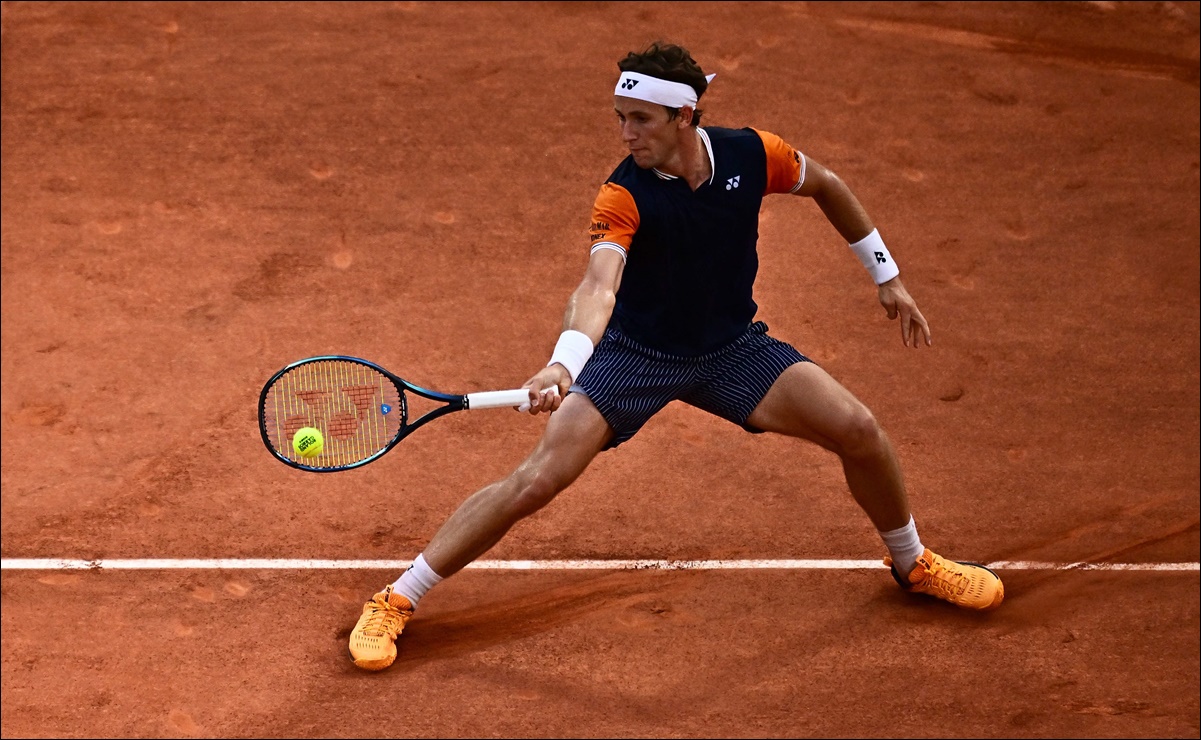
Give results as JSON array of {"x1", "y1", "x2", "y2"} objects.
[{"x1": 614, "y1": 96, "x2": 687, "y2": 169}]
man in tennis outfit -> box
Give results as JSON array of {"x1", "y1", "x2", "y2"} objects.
[{"x1": 349, "y1": 42, "x2": 1004, "y2": 671}]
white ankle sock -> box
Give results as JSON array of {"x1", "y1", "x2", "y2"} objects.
[
  {"x1": 879, "y1": 515, "x2": 925, "y2": 577},
  {"x1": 390, "y1": 553, "x2": 444, "y2": 608}
]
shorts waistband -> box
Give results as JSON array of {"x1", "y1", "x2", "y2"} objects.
[{"x1": 604, "y1": 321, "x2": 770, "y2": 363}]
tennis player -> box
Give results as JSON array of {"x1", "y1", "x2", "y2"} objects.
[{"x1": 349, "y1": 42, "x2": 1004, "y2": 671}]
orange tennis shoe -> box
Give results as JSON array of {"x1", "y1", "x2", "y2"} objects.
[
  {"x1": 885, "y1": 548, "x2": 1004, "y2": 611},
  {"x1": 349, "y1": 585, "x2": 413, "y2": 670}
]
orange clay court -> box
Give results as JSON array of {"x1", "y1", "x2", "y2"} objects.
[{"x1": 1, "y1": 2, "x2": 1198, "y2": 738}]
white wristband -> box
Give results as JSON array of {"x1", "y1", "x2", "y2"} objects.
[
  {"x1": 848, "y1": 228, "x2": 900, "y2": 284},
  {"x1": 548, "y1": 330, "x2": 594, "y2": 383}
]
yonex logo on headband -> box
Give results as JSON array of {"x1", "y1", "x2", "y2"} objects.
[{"x1": 614, "y1": 71, "x2": 717, "y2": 109}]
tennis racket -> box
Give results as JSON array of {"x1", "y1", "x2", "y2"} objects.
[{"x1": 258, "y1": 355, "x2": 550, "y2": 473}]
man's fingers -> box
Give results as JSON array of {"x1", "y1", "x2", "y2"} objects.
[
  {"x1": 903, "y1": 318, "x2": 931, "y2": 348},
  {"x1": 909, "y1": 308, "x2": 931, "y2": 347},
  {"x1": 519, "y1": 384, "x2": 560, "y2": 414},
  {"x1": 896, "y1": 305, "x2": 917, "y2": 346},
  {"x1": 880, "y1": 287, "x2": 931, "y2": 348},
  {"x1": 518, "y1": 385, "x2": 539, "y2": 413}
]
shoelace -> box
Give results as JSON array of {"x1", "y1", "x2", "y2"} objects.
[
  {"x1": 361, "y1": 594, "x2": 407, "y2": 637},
  {"x1": 918, "y1": 558, "x2": 968, "y2": 599}
]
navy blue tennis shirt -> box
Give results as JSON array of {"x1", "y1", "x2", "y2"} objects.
[{"x1": 588, "y1": 126, "x2": 806, "y2": 357}]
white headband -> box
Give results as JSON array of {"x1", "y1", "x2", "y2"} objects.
[{"x1": 614, "y1": 71, "x2": 717, "y2": 109}]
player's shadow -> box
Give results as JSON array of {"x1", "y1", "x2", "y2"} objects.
[{"x1": 391, "y1": 571, "x2": 650, "y2": 668}]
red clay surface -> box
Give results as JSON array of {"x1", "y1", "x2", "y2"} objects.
[{"x1": 2, "y1": 2, "x2": 1198, "y2": 737}]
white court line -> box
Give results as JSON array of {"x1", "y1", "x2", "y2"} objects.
[{"x1": 0, "y1": 558, "x2": 1197, "y2": 572}]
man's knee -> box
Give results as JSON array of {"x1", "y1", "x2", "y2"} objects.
[
  {"x1": 507, "y1": 467, "x2": 566, "y2": 518},
  {"x1": 836, "y1": 406, "x2": 887, "y2": 459}
]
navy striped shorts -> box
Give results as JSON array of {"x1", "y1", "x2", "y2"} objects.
[{"x1": 570, "y1": 321, "x2": 812, "y2": 449}]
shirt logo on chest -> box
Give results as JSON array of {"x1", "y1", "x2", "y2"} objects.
[{"x1": 725, "y1": 175, "x2": 741, "y2": 190}]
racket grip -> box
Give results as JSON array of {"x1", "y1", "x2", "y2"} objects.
[{"x1": 467, "y1": 388, "x2": 543, "y2": 410}]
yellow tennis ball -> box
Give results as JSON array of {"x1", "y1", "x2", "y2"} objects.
[{"x1": 292, "y1": 427, "x2": 324, "y2": 458}]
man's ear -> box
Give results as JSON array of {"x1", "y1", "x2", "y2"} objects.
[{"x1": 677, "y1": 105, "x2": 695, "y2": 128}]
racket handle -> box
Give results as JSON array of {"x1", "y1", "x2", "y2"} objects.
[{"x1": 467, "y1": 388, "x2": 553, "y2": 410}]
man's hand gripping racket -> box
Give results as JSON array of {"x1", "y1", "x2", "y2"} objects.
[{"x1": 258, "y1": 355, "x2": 558, "y2": 473}]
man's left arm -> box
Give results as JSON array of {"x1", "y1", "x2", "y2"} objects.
[{"x1": 794, "y1": 157, "x2": 932, "y2": 349}]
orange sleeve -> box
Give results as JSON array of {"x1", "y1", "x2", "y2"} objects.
[
  {"x1": 753, "y1": 128, "x2": 805, "y2": 195},
  {"x1": 588, "y1": 182, "x2": 639, "y2": 255}
]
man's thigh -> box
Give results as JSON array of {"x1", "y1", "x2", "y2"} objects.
[
  {"x1": 528, "y1": 391, "x2": 615, "y2": 487},
  {"x1": 744, "y1": 361, "x2": 873, "y2": 450}
]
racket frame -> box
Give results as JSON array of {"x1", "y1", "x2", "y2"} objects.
[{"x1": 258, "y1": 355, "x2": 469, "y2": 473}]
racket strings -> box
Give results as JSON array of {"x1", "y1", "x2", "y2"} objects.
[{"x1": 262, "y1": 360, "x2": 404, "y2": 468}]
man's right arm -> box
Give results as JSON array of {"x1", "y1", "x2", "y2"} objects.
[
  {"x1": 523, "y1": 247, "x2": 625, "y2": 413},
  {"x1": 561, "y1": 246, "x2": 625, "y2": 347}
]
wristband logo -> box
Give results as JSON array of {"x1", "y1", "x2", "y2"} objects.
[{"x1": 875, "y1": 251, "x2": 888, "y2": 264}]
